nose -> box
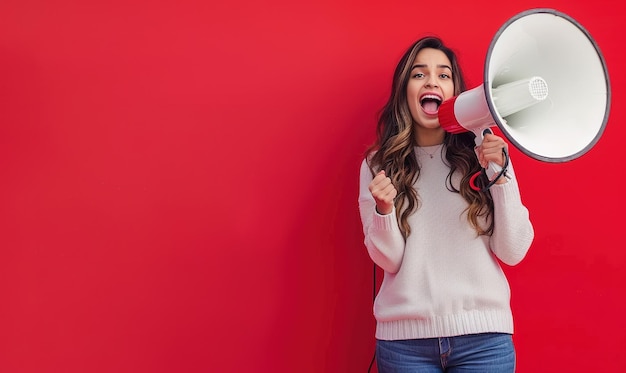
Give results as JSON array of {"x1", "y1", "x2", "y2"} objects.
[{"x1": 425, "y1": 76, "x2": 439, "y2": 88}]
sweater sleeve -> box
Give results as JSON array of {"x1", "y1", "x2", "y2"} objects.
[
  {"x1": 488, "y1": 160, "x2": 535, "y2": 266},
  {"x1": 358, "y1": 159, "x2": 406, "y2": 273}
]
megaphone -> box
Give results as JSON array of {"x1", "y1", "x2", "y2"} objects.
[{"x1": 438, "y1": 8, "x2": 611, "y2": 188}]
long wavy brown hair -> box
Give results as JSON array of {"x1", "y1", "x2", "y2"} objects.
[{"x1": 365, "y1": 36, "x2": 494, "y2": 238}]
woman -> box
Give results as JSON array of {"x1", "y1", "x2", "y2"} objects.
[{"x1": 358, "y1": 36, "x2": 534, "y2": 372}]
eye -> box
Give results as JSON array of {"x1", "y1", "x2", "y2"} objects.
[
  {"x1": 412, "y1": 72, "x2": 425, "y2": 79},
  {"x1": 439, "y1": 73, "x2": 451, "y2": 79}
]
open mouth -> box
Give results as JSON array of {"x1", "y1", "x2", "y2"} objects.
[{"x1": 420, "y1": 94, "x2": 442, "y2": 115}]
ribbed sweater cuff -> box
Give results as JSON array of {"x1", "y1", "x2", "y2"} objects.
[
  {"x1": 489, "y1": 177, "x2": 521, "y2": 202},
  {"x1": 372, "y1": 207, "x2": 399, "y2": 232}
]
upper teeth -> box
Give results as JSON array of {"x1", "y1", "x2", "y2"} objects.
[{"x1": 422, "y1": 94, "x2": 441, "y2": 101}]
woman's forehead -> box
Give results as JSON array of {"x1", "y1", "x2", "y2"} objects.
[{"x1": 413, "y1": 48, "x2": 451, "y2": 66}]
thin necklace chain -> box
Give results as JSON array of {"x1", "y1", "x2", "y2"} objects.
[{"x1": 417, "y1": 144, "x2": 442, "y2": 159}]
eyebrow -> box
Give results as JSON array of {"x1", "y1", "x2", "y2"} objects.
[{"x1": 411, "y1": 64, "x2": 452, "y2": 71}]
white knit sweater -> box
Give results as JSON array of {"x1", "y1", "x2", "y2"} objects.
[{"x1": 358, "y1": 145, "x2": 534, "y2": 340}]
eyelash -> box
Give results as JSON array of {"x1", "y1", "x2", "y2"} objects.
[{"x1": 413, "y1": 73, "x2": 451, "y2": 79}]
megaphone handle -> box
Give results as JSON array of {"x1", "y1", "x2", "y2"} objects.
[
  {"x1": 474, "y1": 128, "x2": 502, "y2": 179},
  {"x1": 471, "y1": 127, "x2": 509, "y2": 192}
]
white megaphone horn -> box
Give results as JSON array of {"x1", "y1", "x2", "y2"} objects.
[{"x1": 438, "y1": 8, "x2": 611, "y2": 189}]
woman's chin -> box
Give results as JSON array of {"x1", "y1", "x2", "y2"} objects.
[{"x1": 416, "y1": 117, "x2": 442, "y2": 129}]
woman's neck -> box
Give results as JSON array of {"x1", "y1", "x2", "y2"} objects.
[{"x1": 415, "y1": 128, "x2": 445, "y2": 146}]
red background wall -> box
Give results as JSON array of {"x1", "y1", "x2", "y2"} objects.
[{"x1": 0, "y1": 0, "x2": 623, "y2": 372}]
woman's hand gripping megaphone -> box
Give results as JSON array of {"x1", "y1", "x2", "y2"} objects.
[{"x1": 471, "y1": 128, "x2": 510, "y2": 191}]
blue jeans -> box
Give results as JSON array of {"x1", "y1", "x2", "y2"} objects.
[{"x1": 376, "y1": 333, "x2": 515, "y2": 372}]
